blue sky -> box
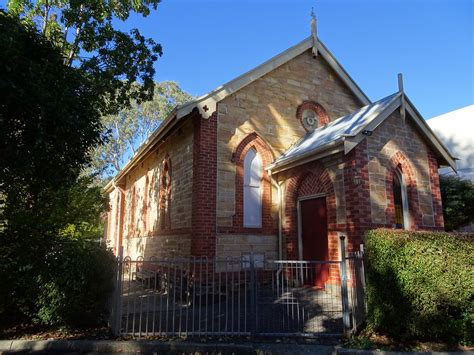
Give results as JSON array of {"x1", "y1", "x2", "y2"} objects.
[
  {"x1": 116, "y1": 0, "x2": 473, "y2": 119},
  {"x1": 2, "y1": 0, "x2": 472, "y2": 118}
]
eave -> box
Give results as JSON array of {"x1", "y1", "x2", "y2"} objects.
[
  {"x1": 104, "y1": 107, "x2": 179, "y2": 193},
  {"x1": 175, "y1": 37, "x2": 371, "y2": 120}
]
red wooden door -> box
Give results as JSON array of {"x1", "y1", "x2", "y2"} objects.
[{"x1": 300, "y1": 197, "x2": 329, "y2": 288}]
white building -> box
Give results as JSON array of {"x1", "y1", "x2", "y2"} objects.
[{"x1": 428, "y1": 105, "x2": 474, "y2": 180}]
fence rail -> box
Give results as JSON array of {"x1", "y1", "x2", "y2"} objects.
[{"x1": 110, "y1": 236, "x2": 366, "y2": 338}]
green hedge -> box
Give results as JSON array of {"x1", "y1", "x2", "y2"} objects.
[
  {"x1": 34, "y1": 237, "x2": 115, "y2": 326},
  {"x1": 365, "y1": 229, "x2": 473, "y2": 343},
  {"x1": 0, "y1": 236, "x2": 115, "y2": 328}
]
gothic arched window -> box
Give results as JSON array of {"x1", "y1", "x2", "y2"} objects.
[
  {"x1": 159, "y1": 159, "x2": 171, "y2": 229},
  {"x1": 243, "y1": 149, "x2": 262, "y2": 227},
  {"x1": 393, "y1": 168, "x2": 409, "y2": 229}
]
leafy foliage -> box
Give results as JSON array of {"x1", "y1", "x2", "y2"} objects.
[
  {"x1": 440, "y1": 175, "x2": 474, "y2": 231},
  {"x1": 54, "y1": 176, "x2": 108, "y2": 239},
  {"x1": 0, "y1": 10, "x2": 104, "y2": 195},
  {"x1": 0, "y1": 176, "x2": 111, "y2": 325},
  {"x1": 365, "y1": 229, "x2": 474, "y2": 344},
  {"x1": 35, "y1": 237, "x2": 115, "y2": 327},
  {"x1": 89, "y1": 81, "x2": 194, "y2": 177},
  {"x1": 0, "y1": 11, "x2": 112, "y2": 326},
  {"x1": 7, "y1": 0, "x2": 162, "y2": 114}
]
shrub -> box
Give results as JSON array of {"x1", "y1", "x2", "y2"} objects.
[
  {"x1": 365, "y1": 229, "x2": 473, "y2": 343},
  {"x1": 440, "y1": 175, "x2": 474, "y2": 231},
  {"x1": 35, "y1": 237, "x2": 115, "y2": 327}
]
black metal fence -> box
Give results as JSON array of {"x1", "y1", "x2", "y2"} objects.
[{"x1": 110, "y1": 237, "x2": 366, "y2": 338}]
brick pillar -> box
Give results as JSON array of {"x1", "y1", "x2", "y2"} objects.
[
  {"x1": 427, "y1": 150, "x2": 444, "y2": 230},
  {"x1": 343, "y1": 139, "x2": 371, "y2": 251},
  {"x1": 191, "y1": 111, "x2": 218, "y2": 257}
]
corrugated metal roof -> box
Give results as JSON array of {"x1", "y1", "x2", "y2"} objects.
[{"x1": 272, "y1": 92, "x2": 401, "y2": 167}]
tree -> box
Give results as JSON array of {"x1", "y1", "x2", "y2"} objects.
[
  {"x1": 54, "y1": 176, "x2": 108, "y2": 239},
  {"x1": 439, "y1": 175, "x2": 474, "y2": 231},
  {"x1": 0, "y1": 10, "x2": 108, "y2": 322},
  {"x1": 90, "y1": 81, "x2": 194, "y2": 177},
  {"x1": 7, "y1": 0, "x2": 162, "y2": 114},
  {"x1": 0, "y1": 9, "x2": 104, "y2": 203}
]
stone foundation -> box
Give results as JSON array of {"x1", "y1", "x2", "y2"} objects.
[
  {"x1": 122, "y1": 234, "x2": 191, "y2": 260},
  {"x1": 216, "y1": 234, "x2": 278, "y2": 260}
]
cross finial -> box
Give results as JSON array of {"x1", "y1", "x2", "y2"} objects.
[
  {"x1": 311, "y1": 7, "x2": 318, "y2": 57},
  {"x1": 397, "y1": 73, "x2": 404, "y2": 93},
  {"x1": 398, "y1": 73, "x2": 406, "y2": 123}
]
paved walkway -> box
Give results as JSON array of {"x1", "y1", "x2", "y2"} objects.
[{"x1": 0, "y1": 339, "x2": 468, "y2": 354}]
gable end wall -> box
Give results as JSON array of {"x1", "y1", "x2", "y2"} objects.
[
  {"x1": 216, "y1": 49, "x2": 363, "y2": 259},
  {"x1": 366, "y1": 110, "x2": 444, "y2": 230},
  {"x1": 216, "y1": 51, "x2": 361, "y2": 250}
]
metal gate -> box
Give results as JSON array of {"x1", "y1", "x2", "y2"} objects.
[{"x1": 109, "y1": 236, "x2": 365, "y2": 338}]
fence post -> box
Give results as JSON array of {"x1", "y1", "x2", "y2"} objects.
[
  {"x1": 249, "y1": 253, "x2": 257, "y2": 335},
  {"x1": 339, "y1": 236, "x2": 351, "y2": 335},
  {"x1": 111, "y1": 247, "x2": 123, "y2": 336},
  {"x1": 359, "y1": 244, "x2": 367, "y2": 291}
]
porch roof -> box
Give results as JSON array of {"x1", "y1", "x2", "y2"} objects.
[{"x1": 267, "y1": 92, "x2": 457, "y2": 173}]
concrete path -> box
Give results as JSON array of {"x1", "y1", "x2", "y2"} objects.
[{"x1": 0, "y1": 339, "x2": 470, "y2": 354}]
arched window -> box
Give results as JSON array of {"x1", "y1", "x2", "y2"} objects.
[
  {"x1": 393, "y1": 169, "x2": 409, "y2": 229},
  {"x1": 142, "y1": 175, "x2": 149, "y2": 232},
  {"x1": 129, "y1": 186, "x2": 136, "y2": 235},
  {"x1": 159, "y1": 159, "x2": 171, "y2": 230},
  {"x1": 243, "y1": 149, "x2": 262, "y2": 227}
]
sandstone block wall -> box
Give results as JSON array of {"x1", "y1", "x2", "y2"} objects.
[
  {"x1": 108, "y1": 118, "x2": 194, "y2": 259},
  {"x1": 216, "y1": 234, "x2": 278, "y2": 260},
  {"x1": 215, "y1": 49, "x2": 362, "y2": 257},
  {"x1": 367, "y1": 110, "x2": 439, "y2": 229},
  {"x1": 122, "y1": 234, "x2": 191, "y2": 260}
]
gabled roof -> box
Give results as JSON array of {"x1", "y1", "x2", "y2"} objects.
[
  {"x1": 104, "y1": 35, "x2": 372, "y2": 192},
  {"x1": 175, "y1": 36, "x2": 371, "y2": 119},
  {"x1": 267, "y1": 92, "x2": 457, "y2": 174}
]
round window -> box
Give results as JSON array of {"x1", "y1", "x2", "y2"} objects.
[{"x1": 301, "y1": 109, "x2": 319, "y2": 132}]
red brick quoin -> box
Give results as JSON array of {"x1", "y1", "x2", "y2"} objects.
[
  {"x1": 427, "y1": 150, "x2": 444, "y2": 229},
  {"x1": 343, "y1": 140, "x2": 371, "y2": 252},
  {"x1": 227, "y1": 132, "x2": 274, "y2": 234},
  {"x1": 191, "y1": 111, "x2": 218, "y2": 257}
]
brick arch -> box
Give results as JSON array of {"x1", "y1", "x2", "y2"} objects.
[
  {"x1": 231, "y1": 132, "x2": 274, "y2": 164},
  {"x1": 231, "y1": 132, "x2": 274, "y2": 233},
  {"x1": 385, "y1": 151, "x2": 421, "y2": 229},
  {"x1": 283, "y1": 162, "x2": 337, "y2": 260},
  {"x1": 296, "y1": 101, "x2": 330, "y2": 130}
]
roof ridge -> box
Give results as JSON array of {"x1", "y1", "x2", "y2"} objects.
[{"x1": 176, "y1": 37, "x2": 371, "y2": 119}]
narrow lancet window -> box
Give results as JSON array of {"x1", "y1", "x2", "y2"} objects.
[
  {"x1": 393, "y1": 169, "x2": 409, "y2": 229},
  {"x1": 243, "y1": 149, "x2": 262, "y2": 227}
]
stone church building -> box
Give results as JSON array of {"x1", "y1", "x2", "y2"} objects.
[{"x1": 104, "y1": 28, "x2": 455, "y2": 267}]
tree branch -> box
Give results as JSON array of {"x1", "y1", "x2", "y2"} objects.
[
  {"x1": 41, "y1": 0, "x2": 50, "y2": 35},
  {"x1": 65, "y1": 4, "x2": 84, "y2": 66},
  {"x1": 62, "y1": 25, "x2": 69, "y2": 51},
  {"x1": 66, "y1": 25, "x2": 82, "y2": 66}
]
